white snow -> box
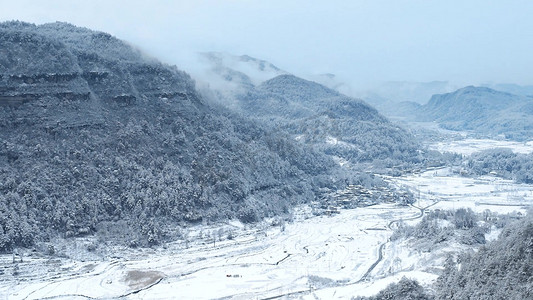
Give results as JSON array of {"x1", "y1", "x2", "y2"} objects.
[
  {"x1": 387, "y1": 168, "x2": 532, "y2": 214},
  {"x1": 428, "y1": 138, "x2": 533, "y2": 155},
  {"x1": 1, "y1": 204, "x2": 420, "y2": 300},
  {"x1": 2, "y1": 137, "x2": 532, "y2": 299}
]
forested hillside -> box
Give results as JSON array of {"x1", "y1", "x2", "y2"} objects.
[
  {"x1": 196, "y1": 53, "x2": 426, "y2": 170},
  {"x1": 358, "y1": 211, "x2": 533, "y2": 300},
  {"x1": 435, "y1": 211, "x2": 533, "y2": 299},
  {"x1": 236, "y1": 75, "x2": 423, "y2": 167},
  {"x1": 0, "y1": 21, "x2": 349, "y2": 251},
  {"x1": 417, "y1": 86, "x2": 533, "y2": 140},
  {"x1": 466, "y1": 148, "x2": 533, "y2": 183}
]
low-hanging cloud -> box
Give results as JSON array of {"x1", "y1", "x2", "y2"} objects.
[{"x1": 1, "y1": 0, "x2": 533, "y2": 91}]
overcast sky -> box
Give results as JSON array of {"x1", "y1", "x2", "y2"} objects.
[{"x1": 2, "y1": 0, "x2": 533, "y2": 89}]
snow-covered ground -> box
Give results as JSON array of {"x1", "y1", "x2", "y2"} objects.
[
  {"x1": 428, "y1": 138, "x2": 533, "y2": 155},
  {"x1": 1, "y1": 138, "x2": 532, "y2": 299},
  {"x1": 3, "y1": 169, "x2": 530, "y2": 300},
  {"x1": 1, "y1": 204, "x2": 421, "y2": 300},
  {"x1": 387, "y1": 168, "x2": 532, "y2": 215}
]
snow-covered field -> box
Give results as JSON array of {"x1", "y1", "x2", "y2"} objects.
[
  {"x1": 428, "y1": 138, "x2": 533, "y2": 155},
  {"x1": 1, "y1": 204, "x2": 423, "y2": 299},
  {"x1": 1, "y1": 138, "x2": 532, "y2": 299},
  {"x1": 386, "y1": 166, "x2": 533, "y2": 215}
]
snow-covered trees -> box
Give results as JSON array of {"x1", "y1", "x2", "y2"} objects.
[
  {"x1": 230, "y1": 74, "x2": 424, "y2": 167},
  {"x1": 435, "y1": 211, "x2": 533, "y2": 299},
  {"x1": 467, "y1": 148, "x2": 533, "y2": 184},
  {"x1": 0, "y1": 21, "x2": 347, "y2": 250},
  {"x1": 362, "y1": 210, "x2": 532, "y2": 299},
  {"x1": 355, "y1": 277, "x2": 434, "y2": 300}
]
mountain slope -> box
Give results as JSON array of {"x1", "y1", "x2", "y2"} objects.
[
  {"x1": 194, "y1": 53, "x2": 421, "y2": 167},
  {"x1": 237, "y1": 75, "x2": 421, "y2": 165},
  {"x1": 481, "y1": 83, "x2": 533, "y2": 97},
  {"x1": 0, "y1": 21, "x2": 346, "y2": 250},
  {"x1": 418, "y1": 86, "x2": 533, "y2": 140}
]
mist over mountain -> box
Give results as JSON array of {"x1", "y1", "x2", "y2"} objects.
[
  {"x1": 199, "y1": 52, "x2": 287, "y2": 88},
  {"x1": 352, "y1": 81, "x2": 457, "y2": 120},
  {"x1": 377, "y1": 85, "x2": 533, "y2": 141},
  {"x1": 1, "y1": 3, "x2": 533, "y2": 298},
  {"x1": 363, "y1": 81, "x2": 457, "y2": 104},
  {"x1": 307, "y1": 73, "x2": 354, "y2": 97},
  {"x1": 0, "y1": 21, "x2": 350, "y2": 250},
  {"x1": 197, "y1": 54, "x2": 423, "y2": 169}
]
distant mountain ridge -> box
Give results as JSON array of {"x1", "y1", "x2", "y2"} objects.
[
  {"x1": 481, "y1": 83, "x2": 533, "y2": 97},
  {"x1": 195, "y1": 53, "x2": 424, "y2": 168},
  {"x1": 417, "y1": 86, "x2": 533, "y2": 140}
]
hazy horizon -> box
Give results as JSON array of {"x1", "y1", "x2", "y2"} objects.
[{"x1": 2, "y1": 0, "x2": 533, "y2": 91}]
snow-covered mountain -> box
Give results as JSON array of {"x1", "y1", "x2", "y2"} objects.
[
  {"x1": 0, "y1": 21, "x2": 346, "y2": 249},
  {"x1": 229, "y1": 73, "x2": 422, "y2": 167},
  {"x1": 418, "y1": 86, "x2": 533, "y2": 140},
  {"x1": 194, "y1": 53, "x2": 423, "y2": 167}
]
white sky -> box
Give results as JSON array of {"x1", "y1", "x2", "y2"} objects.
[{"x1": 1, "y1": 0, "x2": 533, "y2": 89}]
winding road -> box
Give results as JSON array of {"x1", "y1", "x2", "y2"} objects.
[{"x1": 261, "y1": 200, "x2": 441, "y2": 300}]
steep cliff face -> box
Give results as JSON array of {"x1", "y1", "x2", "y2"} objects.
[
  {"x1": 0, "y1": 21, "x2": 345, "y2": 250},
  {"x1": 0, "y1": 21, "x2": 200, "y2": 136}
]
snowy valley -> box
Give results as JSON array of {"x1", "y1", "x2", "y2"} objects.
[
  {"x1": 2, "y1": 131, "x2": 532, "y2": 299},
  {"x1": 1, "y1": 20, "x2": 533, "y2": 300}
]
